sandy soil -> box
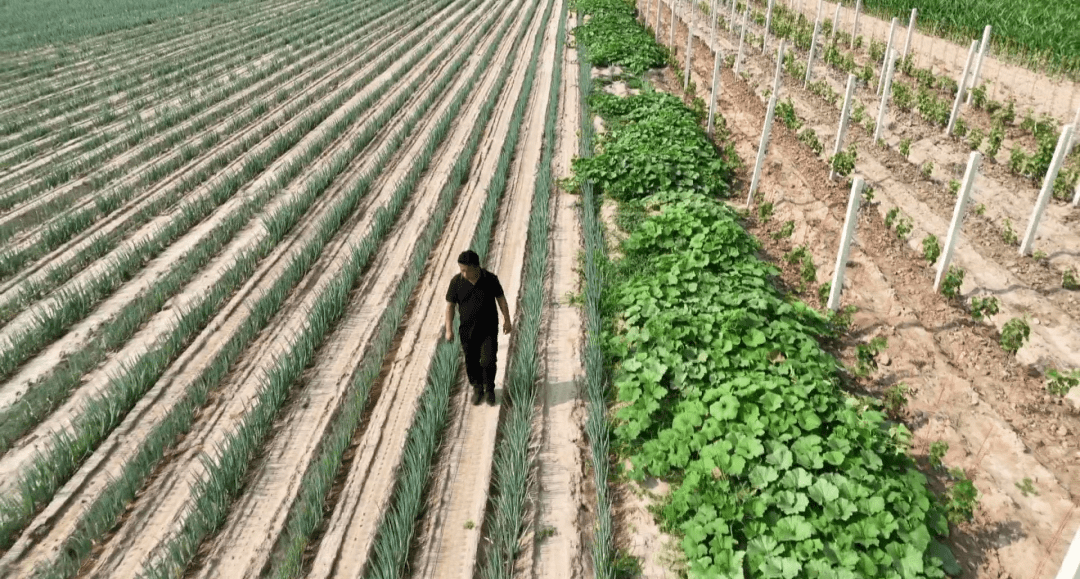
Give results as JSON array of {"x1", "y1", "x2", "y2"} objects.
[
  {"x1": 181, "y1": 9, "x2": 509, "y2": 578},
  {"x1": 646, "y1": 2, "x2": 1080, "y2": 576},
  {"x1": 0, "y1": 2, "x2": 487, "y2": 575},
  {"x1": 0, "y1": 2, "x2": 411, "y2": 247},
  {"x1": 0, "y1": 0, "x2": 452, "y2": 423},
  {"x1": 530, "y1": 12, "x2": 590, "y2": 578},
  {"x1": 295, "y1": 2, "x2": 538, "y2": 576}
]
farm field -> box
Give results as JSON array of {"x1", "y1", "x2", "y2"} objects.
[{"x1": 2, "y1": 0, "x2": 1080, "y2": 577}]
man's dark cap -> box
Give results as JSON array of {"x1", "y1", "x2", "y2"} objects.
[{"x1": 457, "y1": 250, "x2": 480, "y2": 266}]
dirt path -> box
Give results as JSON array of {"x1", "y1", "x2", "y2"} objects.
[
  {"x1": 294, "y1": 1, "x2": 542, "y2": 575},
  {"x1": 530, "y1": 13, "x2": 589, "y2": 578},
  {"x1": 406, "y1": 1, "x2": 560, "y2": 576},
  {"x1": 652, "y1": 3, "x2": 1080, "y2": 576},
  {"x1": 182, "y1": 3, "x2": 509, "y2": 576}
]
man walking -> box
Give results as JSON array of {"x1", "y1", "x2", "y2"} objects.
[{"x1": 445, "y1": 250, "x2": 512, "y2": 405}]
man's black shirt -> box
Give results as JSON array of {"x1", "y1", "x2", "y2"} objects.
[{"x1": 446, "y1": 269, "x2": 505, "y2": 341}]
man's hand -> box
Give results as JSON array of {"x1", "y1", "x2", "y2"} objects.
[
  {"x1": 445, "y1": 327, "x2": 453, "y2": 342},
  {"x1": 503, "y1": 321, "x2": 512, "y2": 335}
]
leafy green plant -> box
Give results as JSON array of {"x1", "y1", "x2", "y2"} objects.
[
  {"x1": 1000, "y1": 317, "x2": 1031, "y2": 354},
  {"x1": 776, "y1": 97, "x2": 802, "y2": 132},
  {"x1": 967, "y1": 128, "x2": 984, "y2": 151},
  {"x1": 883, "y1": 382, "x2": 910, "y2": 419},
  {"x1": 854, "y1": 336, "x2": 888, "y2": 377},
  {"x1": 920, "y1": 161, "x2": 933, "y2": 179},
  {"x1": 922, "y1": 234, "x2": 941, "y2": 264},
  {"x1": 1009, "y1": 146, "x2": 1029, "y2": 175},
  {"x1": 798, "y1": 128, "x2": 824, "y2": 154},
  {"x1": 758, "y1": 201, "x2": 774, "y2": 223},
  {"x1": 945, "y1": 472, "x2": 979, "y2": 524},
  {"x1": 772, "y1": 220, "x2": 795, "y2": 240},
  {"x1": 947, "y1": 179, "x2": 961, "y2": 196},
  {"x1": 862, "y1": 185, "x2": 875, "y2": 203},
  {"x1": 1015, "y1": 478, "x2": 1038, "y2": 497},
  {"x1": 969, "y1": 296, "x2": 1000, "y2": 322},
  {"x1": 974, "y1": 203, "x2": 986, "y2": 216},
  {"x1": 1001, "y1": 218, "x2": 1018, "y2": 246},
  {"x1": 899, "y1": 138, "x2": 911, "y2": 158},
  {"x1": 1064, "y1": 268, "x2": 1079, "y2": 290},
  {"x1": 884, "y1": 207, "x2": 900, "y2": 229},
  {"x1": 1046, "y1": 369, "x2": 1080, "y2": 396},
  {"x1": 851, "y1": 102, "x2": 866, "y2": 124},
  {"x1": 1032, "y1": 250, "x2": 1048, "y2": 261},
  {"x1": 830, "y1": 144, "x2": 857, "y2": 177},
  {"x1": 929, "y1": 441, "x2": 948, "y2": 470},
  {"x1": 970, "y1": 85, "x2": 987, "y2": 109},
  {"x1": 894, "y1": 216, "x2": 913, "y2": 239},
  {"x1": 941, "y1": 266, "x2": 964, "y2": 299},
  {"x1": 952, "y1": 118, "x2": 968, "y2": 138},
  {"x1": 818, "y1": 281, "x2": 831, "y2": 304},
  {"x1": 987, "y1": 121, "x2": 1005, "y2": 157},
  {"x1": 893, "y1": 83, "x2": 915, "y2": 113}
]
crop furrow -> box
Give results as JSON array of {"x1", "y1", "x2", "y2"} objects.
[
  {"x1": 0, "y1": 0, "x2": 444, "y2": 305},
  {"x1": 0, "y1": 0, "x2": 478, "y2": 565},
  {"x1": 0, "y1": 0, "x2": 406, "y2": 231},
  {"x1": 0, "y1": 0, "x2": 464, "y2": 428},
  {"x1": 0, "y1": 0, "x2": 382, "y2": 176}
]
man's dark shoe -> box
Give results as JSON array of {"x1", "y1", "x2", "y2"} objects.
[
  {"x1": 486, "y1": 387, "x2": 496, "y2": 406},
  {"x1": 472, "y1": 386, "x2": 484, "y2": 406}
]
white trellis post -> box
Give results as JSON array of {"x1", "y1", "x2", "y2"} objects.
[
  {"x1": 1020, "y1": 125, "x2": 1074, "y2": 255},
  {"x1": 708, "y1": 48, "x2": 723, "y2": 135},
  {"x1": 830, "y1": 74, "x2": 857, "y2": 181},
  {"x1": 655, "y1": 0, "x2": 663, "y2": 39},
  {"x1": 762, "y1": 0, "x2": 774, "y2": 53},
  {"x1": 878, "y1": 18, "x2": 898, "y2": 95},
  {"x1": 831, "y1": 3, "x2": 841, "y2": 39},
  {"x1": 709, "y1": 0, "x2": 719, "y2": 49},
  {"x1": 684, "y1": 7, "x2": 695, "y2": 88},
  {"x1": 735, "y1": 6, "x2": 748, "y2": 75},
  {"x1": 934, "y1": 152, "x2": 981, "y2": 291},
  {"x1": 901, "y1": 8, "x2": 917, "y2": 60},
  {"x1": 874, "y1": 50, "x2": 897, "y2": 141},
  {"x1": 850, "y1": 0, "x2": 862, "y2": 49},
  {"x1": 1054, "y1": 524, "x2": 1080, "y2": 579},
  {"x1": 748, "y1": 93, "x2": 779, "y2": 206},
  {"x1": 1066, "y1": 106, "x2": 1080, "y2": 156},
  {"x1": 729, "y1": 0, "x2": 736, "y2": 32},
  {"x1": 967, "y1": 25, "x2": 992, "y2": 104},
  {"x1": 947, "y1": 40, "x2": 979, "y2": 136},
  {"x1": 804, "y1": 16, "x2": 820, "y2": 87},
  {"x1": 772, "y1": 38, "x2": 786, "y2": 96},
  {"x1": 670, "y1": 0, "x2": 678, "y2": 49},
  {"x1": 827, "y1": 176, "x2": 865, "y2": 311}
]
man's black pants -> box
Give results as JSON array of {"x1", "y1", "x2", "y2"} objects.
[{"x1": 462, "y1": 333, "x2": 497, "y2": 393}]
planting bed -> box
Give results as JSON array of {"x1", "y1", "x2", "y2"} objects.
[{"x1": 4, "y1": 0, "x2": 1080, "y2": 576}]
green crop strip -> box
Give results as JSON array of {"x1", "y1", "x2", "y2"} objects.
[
  {"x1": 570, "y1": 1, "x2": 958, "y2": 576},
  {"x1": 0, "y1": 0, "x2": 399, "y2": 195},
  {"x1": 475, "y1": 3, "x2": 565, "y2": 579},
  {"x1": 0, "y1": 0, "x2": 476, "y2": 556},
  {"x1": 0, "y1": 0, "x2": 434, "y2": 271},
  {"x1": 260, "y1": 1, "x2": 518, "y2": 574},
  {"x1": 359, "y1": 0, "x2": 557, "y2": 577},
  {"x1": 575, "y1": 43, "x2": 616, "y2": 579},
  {"x1": 571, "y1": 0, "x2": 666, "y2": 74},
  {"x1": 0, "y1": 0, "x2": 461, "y2": 408}
]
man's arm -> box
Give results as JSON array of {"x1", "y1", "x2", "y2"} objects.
[
  {"x1": 445, "y1": 301, "x2": 456, "y2": 341},
  {"x1": 496, "y1": 295, "x2": 512, "y2": 334}
]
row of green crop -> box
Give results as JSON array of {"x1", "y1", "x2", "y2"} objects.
[
  {"x1": 572, "y1": 0, "x2": 957, "y2": 576},
  {"x1": 0, "y1": 0, "x2": 391, "y2": 179},
  {"x1": 574, "y1": 42, "x2": 616, "y2": 579},
  {"x1": 0, "y1": 0, "x2": 445, "y2": 302},
  {"x1": 362, "y1": 3, "x2": 557, "y2": 577},
  {"x1": 260, "y1": 0, "x2": 524, "y2": 574},
  {"x1": 0, "y1": 0, "x2": 363, "y2": 143},
  {"x1": 0, "y1": 0, "x2": 464, "y2": 445},
  {"x1": 475, "y1": 1, "x2": 565, "y2": 577},
  {"x1": 0, "y1": 0, "x2": 479, "y2": 558},
  {"x1": 0, "y1": 0, "x2": 408, "y2": 235}
]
